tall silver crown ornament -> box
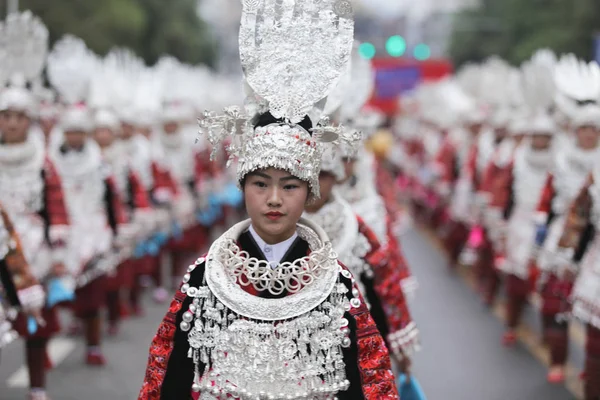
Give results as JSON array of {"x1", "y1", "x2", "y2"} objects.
[
  {"x1": 0, "y1": 11, "x2": 48, "y2": 117},
  {"x1": 319, "y1": 41, "x2": 364, "y2": 175},
  {"x1": 187, "y1": 1, "x2": 367, "y2": 399},
  {"x1": 201, "y1": 0, "x2": 355, "y2": 198}
]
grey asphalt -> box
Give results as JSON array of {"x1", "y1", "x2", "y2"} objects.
[
  {"x1": 403, "y1": 228, "x2": 575, "y2": 400},
  {"x1": 0, "y1": 228, "x2": 576, "y2": 400}
]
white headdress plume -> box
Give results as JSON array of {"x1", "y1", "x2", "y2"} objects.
[
  {"x1": 322, "y1": 41, "x2": 372, "y2": 161},
  {"x1": 553, "y1": 54, "x2": 600, "y2": 128},
  {"x1": 0, "y1": 11, "x2": 48, "y2": 85},
  {"x1": 453, "y1": 63, "x2": 489, "y2": 124},
  {"x1": 478, "y1": 57, "x2": 513, "y2": 108},
  {"x1": 522, "y1": 55, "x2": 555, "y2": 111},
  {"x1": 156, "y1": 57, "x2": 209, "y2": 109},
  {"x1": 530, "y1": 48, "x2": 557, "y2": 69},
  {"x1": 0, "y1": 11, "x2": 48, "y2": 114},
  {"x1": 133, "y1": 65, "x2": 164, "y2": 122},
  {"x1": 339, "y1": 43, "x2": 374, "y2": 121},
  {"x1": 87, "y1": 61, "x2": 113, "y2": 112},
  {"x1": 519, "y1": 51, "x2": 557, "y2": 134},
  {"x1": 200, "y1": 0, "x2": 356, "y2": 197},
  {"x1": 98, "y1": 48, "x2": 146, "y2": 121},
  {"x1": 47, "y1": 35, "x2": 98, "y2": 105},
  {"x1": 477, "y1": 58, "x2": 521, "y2": 128},
  {"x1": 323, "y1": 58, "x2": 352, "y2": 117},
  {"x1": 455, "y1": 63, "x2": 482, "y2": 100},
  {"x1": 506, "y1": 68, "x2": 525, "y2": 109}
]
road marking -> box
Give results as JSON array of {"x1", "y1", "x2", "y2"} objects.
[
  {"x1": 419, "y1": 226, "x2": 584, "y2": 400},
  {"x1": 7, "y1": 337, "x2": 77, "y2": 388}
]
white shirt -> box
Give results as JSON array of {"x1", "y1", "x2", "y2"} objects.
[{"x1": 248, "y1": 225, "x2": 298, "y2": 268}]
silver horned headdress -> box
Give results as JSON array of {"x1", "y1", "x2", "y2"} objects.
[{"x1": 199, "y1": 0, "x2": 356, "y2": 197}]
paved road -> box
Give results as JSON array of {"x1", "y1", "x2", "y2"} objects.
[
  {"x1": 0, "y1": 228, "x2": 577, "y2": 399},
  {"x1": 0, "y1": 298, "x2": 167, "y2": 400},
  {"x1": 403, "y1": 228, "x2": 576, "y2": 400}
]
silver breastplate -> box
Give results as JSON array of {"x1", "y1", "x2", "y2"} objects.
[{"x1": 0, "y1": 166, "x2": 44, "y2": 216}]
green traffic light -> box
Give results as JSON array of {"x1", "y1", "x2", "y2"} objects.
[
  {"x1": 386, "y1": 35, "x2": 406, "y2": 57},
  {"x1": 414, "y1": 44, "x2": 431, "y2": 60},
  {"x1": 359, "y1": 42, "x2": 376, "y2": 60}
]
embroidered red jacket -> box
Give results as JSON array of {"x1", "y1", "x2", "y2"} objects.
[{"x1": 358, "y1": 217, "x2": 417, "y2": 359}]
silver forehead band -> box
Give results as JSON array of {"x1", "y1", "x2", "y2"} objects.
[
  {"x1": 237, "y1": 123, "x2": 323, "y2": 198},
  {"x1": 199, "y1": 107, "x2": 362, "y2": 198}
]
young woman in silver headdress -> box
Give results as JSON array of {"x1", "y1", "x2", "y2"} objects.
[
  {"x1": 0, "y1": 12, "x2": 70, "y2": 400},
  {"x1": 534, "y1": 58, "x2": 600, "y2": 384},
  {"x1": 139, "y1": 1, "x2": 398, "y2": 398}
]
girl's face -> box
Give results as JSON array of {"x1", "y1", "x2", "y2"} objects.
[
  {"x1": 120, "y1": 122, "x2": 135, "y2": 139},
  {"x1": 305, "y1": 172, "x2": 336, "y2": 213},
  {"x1": 575, "y1": 125, "x2": 600, "y2": 150},
  {"x1": 93, "y1": 127, "x2": 115, "y2": 148},
  {"x1": 468, "y1": 122, "x2": 483, "y2": 136},
  {"x1": 163, "y1": 121, "x2": 179, "y2": 135},
  {"x1": 64, "y1": 130, "x2": 86, "y2": 149},
  {"x1": 494, "y1": 127, "x2": 508, "y2": 142},
  {"x1": 0, "y1": 110, "x2": 30, "y2": 143},
  {"x1": 530, "y1": 134, "x2": 552, "y2": 150},
  {"x1": 243, "y1": 168, "x2": 309, "y2": 245}
]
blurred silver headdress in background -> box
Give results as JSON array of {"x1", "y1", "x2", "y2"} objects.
[{"x1": 0, "y1": 11, "x2": 48, "y2": 114}]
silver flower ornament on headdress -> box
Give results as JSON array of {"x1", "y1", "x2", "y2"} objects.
[{"x1": 199, "y1": 0, "x2": 355, "y2": 197}]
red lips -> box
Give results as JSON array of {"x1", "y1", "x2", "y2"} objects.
[{"x1": 265, "y1": 211, "x2": 284, "y2": 220}]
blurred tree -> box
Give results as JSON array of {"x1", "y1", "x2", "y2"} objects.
[
  {"x1": 137, "y1": 0, "x2": 216, "y2": 65},
  {"x1": 15, "y1": 0, "x2": 216, "y2": 66},
  {"x1": 449, "y1": 0, "x2": 600, "y2": 67}
]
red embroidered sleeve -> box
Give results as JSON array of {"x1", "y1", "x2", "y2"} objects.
[
  {"x1": 488, "y1": 161, "x2": 514, "y2": 210},
  {"x1": 357, "y1": 217, "x2": 417, "y2": 358},
  {"x1": 356, "y1": 216, "x2": 385, "y2": 267},
  {"x1": 386, "y1": 227, "x2": 413, "y2": 285},
  {"x1": 138, "y1": 291, "x2": 187, "y2": 400},
  {"x1": 151, "y1": 161, "x2": 179, "y2": 198},
  {"x1": 43, "y1": 159, "x2": 69, "y2": 254},
  {"x1": 433, "y1": 140, "x2": 457, "y2": 184},
  {"x1": 375, "y1": 163, "x2": 402, "y2": 217},
  {"x1": 345, "y1": 265, "x2": 399, "y2": 400},
  {"x1": 464, "y1": 145, "x2": 479, "y2": 189},
  {"x1": 43, "y1": 159, "x2": 69, "y2": 228},
  {"x1": 558, "y1": 173, "x2": 594, "y2": 250},
  {"x1": 479, "y1": 160, "x2": 498, "y2": 196},
  {"x1": 105, "y1": 175, "x2": 128, "y2": 225},
  {"x1": 129, "y1": 170, "x2": 151, "y2": 210},
  {"x1": 194, "y1": 150, "x2": 218, "y2": 179},
  {"x1": 536, "y1": 173, "x2": 555, "y2": 214}
]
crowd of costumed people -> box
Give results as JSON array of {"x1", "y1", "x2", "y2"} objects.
[
  {"x1": 392, "y1": 50, "x2": 600, "y2": 400},
  {"x1": 1, "y1": 4, "x2": 428, "y2": 400}
]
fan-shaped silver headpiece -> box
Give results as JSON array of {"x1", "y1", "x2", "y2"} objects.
[
  {"x1": 200, "y1": 0, "x2": 356, "y2": 197},
  {"x1": 553, "y1": 54, "x2": 600, "y2": 129},
  {"x1": 0, "y1": 11, "x2": 48, "y2": 114}
]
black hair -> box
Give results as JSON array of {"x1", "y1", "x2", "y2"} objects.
[
  {"x1": 576, "y1": 99, "x2": 597, "y2": 107},
  {"x1": 252, "y1": 111, "x2": 313, "y2": 134}
]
